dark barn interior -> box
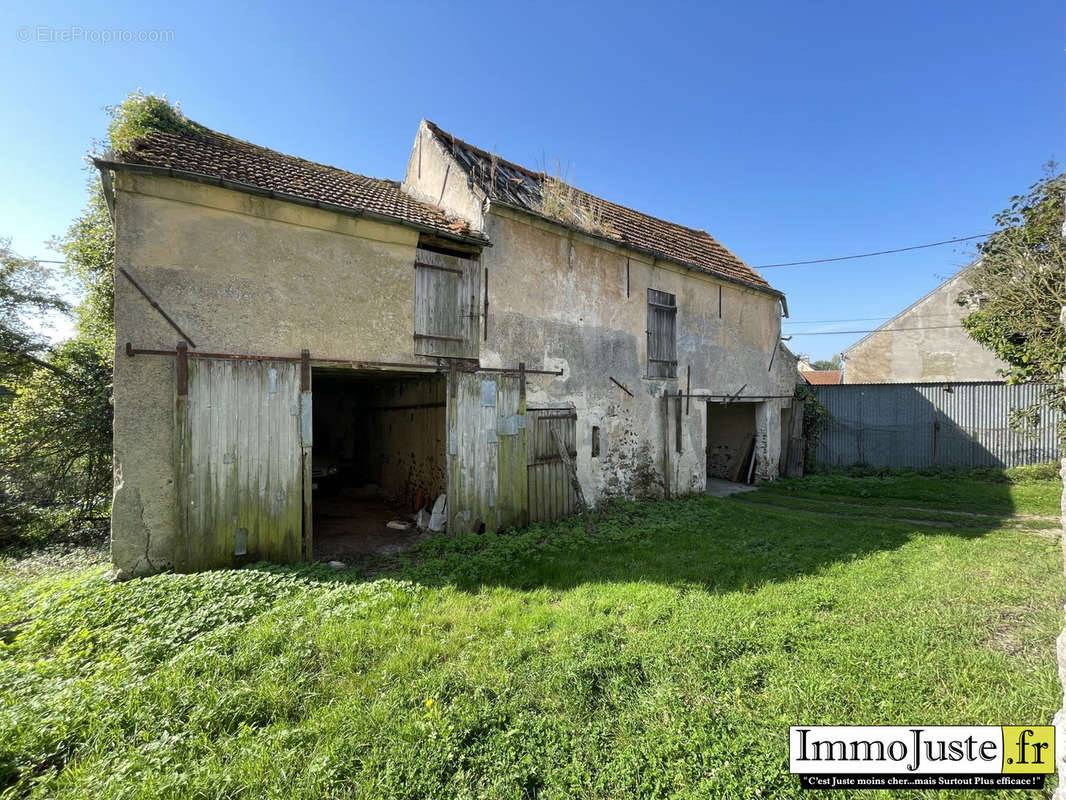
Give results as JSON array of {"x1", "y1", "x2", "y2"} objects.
[
  {"x1": 311, "y1": 369, "x2": 446, "y2": 560},
  {"x1": 705, "y1": 401, "x2": 758, "y2": 483}
]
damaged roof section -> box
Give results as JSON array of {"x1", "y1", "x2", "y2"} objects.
[
  {"x1": 101, "y1": 126, "x2": 485, "y2": 243},
  {"x1": 424, "y1": 120, "x2": 776, "y2": 293}
]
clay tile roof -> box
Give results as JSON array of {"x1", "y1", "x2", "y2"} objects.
[
  {"x1": 110, "y1": 126, "x2": 482, "y2": 242},
  {"x1": 802, "y1": 370, "x2": 843, "y2": 385},
  {"x1": 424, "y1": 120, "x2": 777, "y2": 293}
]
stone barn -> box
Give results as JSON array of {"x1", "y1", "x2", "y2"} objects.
[{"x1": 97, "y1": 118, "x2": 795, "y2": 577}]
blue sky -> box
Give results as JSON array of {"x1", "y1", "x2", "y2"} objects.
[{"x1": 1, "y1": 0, "x2": 1061, "y2": 359}]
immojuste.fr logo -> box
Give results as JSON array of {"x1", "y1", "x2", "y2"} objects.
[{"x1": 789, "y1": 725, "x2": 1054, "y2": 791}]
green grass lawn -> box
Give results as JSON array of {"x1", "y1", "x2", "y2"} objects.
[{"x1": 0, "y1": 473, "x2": 1062, "y2": 799}]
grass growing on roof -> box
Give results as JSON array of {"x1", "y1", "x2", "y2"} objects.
[{"x1": 0, "y1": 474, "x2": 1061, "y2": 799}]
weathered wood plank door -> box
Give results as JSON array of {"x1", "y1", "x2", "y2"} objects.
[
  {"x1": 446, "y1": 372, "x2": 527, "y2": 532},
  {"x1": 526, "y1": 407, "x2": 580, "y2": 523},
  {"x1": 176, "y1": 358, "x2": 305, "y2": 571},
  {"x1": 414, "y1": 248, "x2": 480, "y2": 359}
]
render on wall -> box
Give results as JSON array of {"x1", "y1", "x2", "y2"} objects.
[
  {"x1": 108, "y1": 173, "x2": 429, "y2": 577},
  {"x1": 402, "y1": 122, "x2": 796, "y2": 501},
  {"x1": 842, "y1": 266, "x2": 1008, "y2": 383}
]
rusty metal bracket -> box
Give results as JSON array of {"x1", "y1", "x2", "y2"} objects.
[
  {"x1": 300, "y1": 349, "x2": 311, "y2": 392},
  {"x1": 675, "y1": 389, "x2": 683, "y2": 454},
  {"x1": 119, "y1": 267, "x2": 197, "y2": 348},
  {"x1": 726, "y1": 383, "x2": 748, "y2": 403},
  {"x1": 609, "y1": 376, "x2": 633, "y2": 397},
  {"x1": 477, "y1": 365, "x2": 563, "y2": 376},
  {"x1": 175, "y1": 341, "x2": 188, "y2": 396},
  {"x1": 682, "y1": 392, "x2": 795, "y2": 401}
]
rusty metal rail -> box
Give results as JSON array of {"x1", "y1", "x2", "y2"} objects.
[{"x1": 124, "y1": 343, "x2": 563, "y2": 375}]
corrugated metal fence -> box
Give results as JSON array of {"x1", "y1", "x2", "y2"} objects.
[{"x1": 813, "y1": 382, "x2": 1060, "y2": 469}]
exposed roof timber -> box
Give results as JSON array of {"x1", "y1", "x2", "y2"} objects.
[{"x1": 424, "y1": 120, "x2": 781, "y2": 298}]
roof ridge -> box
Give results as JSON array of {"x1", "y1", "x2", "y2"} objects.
[
  {"x1": 113, "y1": 120, "x2": 484, "y2": 243},
  {"x1": 130, "y1": 125, "x2": 389, "y2": 188}
]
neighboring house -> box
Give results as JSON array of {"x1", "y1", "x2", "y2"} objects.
[
  {"x1": 796, "y1": 355, "x2": 842, "y2": 385},
  {"x1": 96, "y1": 118, "x2": 794, "y2": 577},
  {"x1": 801, "y1": 370, "x2": 842, "y2": 386},
  {"x1": 842, "y1": 265, "x2": 1008, "y2": 383}
]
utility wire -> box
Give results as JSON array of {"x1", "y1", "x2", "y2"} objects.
[
  {"x1": 36, "y1": 233, "x2": 992, "y2": 274},
  {"x1": 783, "y1": 313, "x2": 966, "y2": 325},
  {"x1": 754, "y1": 233, "x2": 991, "y2": 269},
  {"x1": 784, "y1": 316, "x2": 892, "y2": 325},
  {"x1": 789, "y1": 324, "x2": 964, "y2": 336}
]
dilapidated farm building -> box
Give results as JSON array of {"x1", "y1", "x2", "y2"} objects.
[{"x1": 97, "y1": 119, "x2": 795, "y2": 576}]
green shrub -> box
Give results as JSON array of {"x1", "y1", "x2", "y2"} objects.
[
  {"x1": 106, "y1": 90, "x2": 205, "y2": 153},
  {"x1": 1004, "y1": 461, "x2": 1061, "y2": 483}
]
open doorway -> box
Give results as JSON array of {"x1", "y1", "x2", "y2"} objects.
[
  {"x1": 311, "y1": 368, "x2": 446, "y2": 561},
  {"x1": 706, "y1": 401, "x2": 758, "y2": 484}
]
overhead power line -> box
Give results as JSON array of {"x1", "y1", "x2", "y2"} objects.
[
  {"x1": 754, "y1": 233, "x2": 991, "y2": 269},
  {"x1": 784, "y1": 316, "x2": 892, "y2": 325},
  {"x1": 783, "y1": 313, "x2": 967, "y2": 325},
  {"x1": 789, "y1": 324, "x2": 964, "y2": 336}
]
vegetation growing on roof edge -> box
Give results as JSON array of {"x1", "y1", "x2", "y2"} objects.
[
  {"x1": 536, "y1": 162, "x2": 614, "y2": 238},
  {"x1": 106, "y1": 90, "x2": 207, "y2": 154}
]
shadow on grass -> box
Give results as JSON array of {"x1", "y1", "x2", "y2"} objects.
[{"x1": 269, "y1": 476, "x2": 1020, "y2": 596}]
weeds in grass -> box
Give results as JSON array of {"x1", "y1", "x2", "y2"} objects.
[
  {"x1": 806, "y1": 461, "x2": 1059, "y2": 484},
  {"x1": 0, "y1": 475, "x2": 1061, "y2": 798}
]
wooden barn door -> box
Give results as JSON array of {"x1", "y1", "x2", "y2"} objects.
[
  {"x1": 176, "y1": 358, "x2": 306, "y2": 571},
  {"x1": 526, "y1": 407, "x2": 580, "y2": 523},
  {"x1": 446, "y1": 371, "x2": 527, "y2": 532}
]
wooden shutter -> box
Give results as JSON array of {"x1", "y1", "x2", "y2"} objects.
[
  {"x1": 647, "y1": 289, "x2": 677, "y2": 378},
  {"x1": 414, "y1": 247, "x2": 480, "y2": 359}
]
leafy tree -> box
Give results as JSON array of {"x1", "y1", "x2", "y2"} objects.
[
  {"x1": 0, "y1": 184, "x2": 114, "y2": 545},
  {"x1": 0, "y1": 239, "x2": 69, "y2": 385},
  {"x1": 810, "y1": 354, "x2": 841, "y2": 371},
  {"x1": 0, "y1": 338, "x2": 112, "y2": 535},
  {"x1": 50, "y1": 186, "x2": 114, "y2": 352},
  {"x1": 959, "y1": 167, "x2": 1066, "y2": 442},
  {"x1": 0, "y1": 92, "x2": 187, "y2": 547}
]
